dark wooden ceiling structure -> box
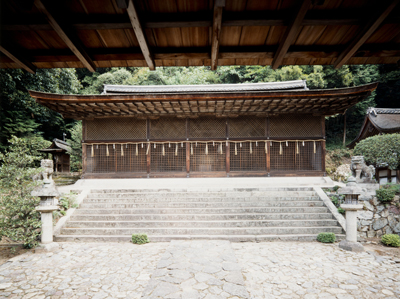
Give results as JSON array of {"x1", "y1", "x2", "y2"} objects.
[
  {"x1": 1, "y1": 0, "x2": 400, "y2": 74},
  {"x1": 29, "y1": 82, "x2": 378, "y2": 119}
]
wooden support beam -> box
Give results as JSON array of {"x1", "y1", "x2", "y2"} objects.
[
  {"x1": 211, "y1": 0, "x2": 225, "y2": 71},
  {"x1": 0, "y1": 45, "x2": 36, "y2": 74},
  {"x1": 334, "y1": 1, "x2": 400, "y2": 68},
  {"x1": 33, "y1": 0, "x2": 96, "y2": 72},
  {"x1": 271, "y1": 0, "x2": 312, "y2": 69},
  {"x1": 126, "y1": 0, "x2": 155, "y2": 70}
]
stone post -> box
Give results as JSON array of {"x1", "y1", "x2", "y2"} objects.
[
  {"x1": 338, "y1": 176, "x2": 364, "y2": 252},
  {"x1": 31, "y1": 160, "x2": 60, "y2": 251}
]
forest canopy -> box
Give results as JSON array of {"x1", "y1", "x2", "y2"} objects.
[{"x1": 1, "y1": 64, "x2": 399, "y2": 152}]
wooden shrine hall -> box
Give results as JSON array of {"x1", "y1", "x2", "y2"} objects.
[{"x1": 29, "y1": 80, "x2": 378, "y2": 178}]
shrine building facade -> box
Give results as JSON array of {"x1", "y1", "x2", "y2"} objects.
[{"x1": 29, "y1": 80, "x2": 378, "y2": 178}]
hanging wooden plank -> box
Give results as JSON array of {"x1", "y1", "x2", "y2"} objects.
[
  {"x1": 126, "y1": 0, "x2": 155, "y2": 70},
  {"x1": 0, "y1": 45, "x2": 36, "y2": 74},
  {"x1": 34, "y1": 0, "x2": 96, "y2": 72},
  {"x1": 211, "y1": 0, "x2": 225, "y2": 71},
  {"x1": 271, "y1": 0, "x2": 312, "y2": 69},
  {"x1": 334, "y1": 0, "x2": 400, "y2": 68}
]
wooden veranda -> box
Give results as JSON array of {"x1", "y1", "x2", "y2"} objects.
[{"x1": 1, "y1": 0, "x2": 400, "y2": 73}]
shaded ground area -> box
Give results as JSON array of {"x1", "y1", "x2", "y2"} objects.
[{"x1": 0, "y1": 241, "x2": 399, "y2": 299}]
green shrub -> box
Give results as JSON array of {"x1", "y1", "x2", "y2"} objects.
[
  {"x1": 0, "y1": 136, "x2": 42, "y2": 248},
  {"x1": 381, "y1": 234, "x2": 400, "y2": 247},
  {"x1": 353, "y1": 133, "x2": 400, "y2": 170},
  {"x1": 317, "y1": 232, "x2": 336, "y2": 243},
  {"x1": 332, "y1": 185, "x2": 340, "y2": 192},
  {"x1": 337, "y1": 207, "x2": 345, "y2": 214},
  {"x1": 376, "y1": 188, "x2": 396, "y2": 203},
  {"x1": 132, "y1": 234, "x2": 149, "y2": 244},
  {"x1": 59, "y1": 192, "x2": 78, "y2": 210}
]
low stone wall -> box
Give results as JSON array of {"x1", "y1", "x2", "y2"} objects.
[{"x1": 358, "y1": 195, "x2": 400, "y2": 238}]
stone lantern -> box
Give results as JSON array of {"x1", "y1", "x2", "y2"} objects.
[
  {"x1": 31, "y1": 160, "x2": 60, "y2": 251},
  {"x1": 338, "y1": 176, "x2": 364, "y2": 252}
]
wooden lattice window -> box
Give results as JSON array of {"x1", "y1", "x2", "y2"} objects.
[
  {"x1": 86, "y1": 118, "x2": 147, "y2": 140},
  {"x1": 230, "y1": 142, "x2": 266, "y2": 171},
  {"x1": 269, "y1": 114, "x2": 322, "y2": 137},
  {"x1": 115, "y1": 144, "x2": 147, "y2": 173},
  {"x1": 190, "y1": 142, "x2": 226, "y2": 172},
  {"x1": 189, "y1": 117, "x2": 226, "y2": 138},
  {"x1": 229, "y1": 117, "x2": 265, "y2": 138},
  {"x1": 86, "y1": 144, "x2": 146, "y2": 173},
  {"x1": 150, "y1": 143, "x2": 186, "y2": 172},
  {"x1": 150, "y1": 118, "x2": 186, "y2": 139},
  {"x1": 270, "y1": 141, "x2": 322, "y2": 171}
]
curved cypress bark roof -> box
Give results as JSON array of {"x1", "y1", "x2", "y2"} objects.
[{"x1": 29, "y1": 82, "x2": 378, "y2": 120}]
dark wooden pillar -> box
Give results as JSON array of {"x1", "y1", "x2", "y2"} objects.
[
  {"x1": 226, "y1": 142, "x2": 230, "y2": 176},
  {"x1": 82, "y1": 144, "x2": 87, "y2": 176},
  {"x1": 321, "y1": 116, "x2": 326, "y2": 175},
  {"x1": 186, "y1": 142, "x2": 190, "y2": 176}
]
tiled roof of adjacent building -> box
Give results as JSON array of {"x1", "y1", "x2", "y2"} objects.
[{"x1": 102, "y1": 80, "x2": 308, "y2": 94}]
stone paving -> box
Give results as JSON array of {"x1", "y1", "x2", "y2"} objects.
[
  {"x1": 0, "y1": 241, "x2": 399, "y2": 299},
  {"x1": 233, "y1": 242, "x2": 400, "y2": 299},
  {"x1": 142, "y1": 240, "x2": 248, "y2": 299}
]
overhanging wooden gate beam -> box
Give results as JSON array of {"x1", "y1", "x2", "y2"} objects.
[
  {"x1": 34, "y1": 0, "x2": 96, "y2": 72},
  {"x1": 271, "y1": 0, "x2": 312, "y2": 69},
  {"x1": 211, "y1": 0, "x2": 225, "y2": 71},
  {"x1": 126, "y1": 0, "x2": 155, "y2": 70},
  {"x1": 0, "y1": 45, "x2": 36, "y2": 74},
  {"x1": 334, "y1": 0, "x2": 400, "y2": 69}
]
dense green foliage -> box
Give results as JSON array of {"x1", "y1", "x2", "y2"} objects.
[
  {"x1": 131, "y1": 233, "x2": 149, "y2": 244},
  {"x1": 0, "y1": 136, "x2": 43, "y2": 248},
  {"x1": 317, "y1": 232, "x2": 336, "y2": 243},
  {"x1": 381, "y1": 234, "x2": 400, "y2": 247},
  {"x1": 376, "y1": 184, "x2": 400, "y2": 203},
  {"x1": 67, "y1": 121, "x2": 83, "y2": 172},
  {"x1": 0, "y1": 69, "x2": 82, "y2": 151},
  {"x1": 353, "y1": 134, "x2": 400, "y2": 170}
]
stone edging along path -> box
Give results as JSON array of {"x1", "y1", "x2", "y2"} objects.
[{"x1": 0, "y1": 241, "x2": 399, "y2": 298}]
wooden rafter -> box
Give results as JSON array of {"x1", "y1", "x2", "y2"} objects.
[
  {"x1": 271, "y1": 0, "x2": 312, "y2": 69},
  {"x1": 334, "y1": 0, "x2": 400, "y2": 68},
  {"x1": 211, "y1": 0, "x2": 225, "y2": 71},
  {"x1": 33, "y1": 0, "x2": 96, "y2": 72},
  {"x1": 126, "y1": 0, "x2": 155, "y2": 70},
  {"x1": 0, "y1": 45, "x2": 36, "y2": 74}
]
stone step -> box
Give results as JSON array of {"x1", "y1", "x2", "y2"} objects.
[
  {"x1": 83, "y1": 196, "x2": 320, "y2": 203},
  {"x1": 70, "y1": 213, "x2": 334, "y2": 221},
  {"x1": 73, "y1": 206, "x2": 329, "y2": 215},
  {"x1": 55, "y1": 234, "x2": 345, "y2": 242},
  {"x1": 90, "y1": 187, "x2": 315, "y2": 193},
  {"x1": 85, "y1": 191, "x2": 318, "y2": 198},
  {"x1": 66, "y1": 219, "x2": 339, "y2": 228},
  {"x1": 78, "y1": 201, "x2": 325, "y2": 209},
  {"x1": 60, "y1": 226, "x2": 343, "y2": 236}
]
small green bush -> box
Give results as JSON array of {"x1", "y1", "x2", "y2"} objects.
[
  {"x1": 332, "y1": 185, "x2": 340, "y2": 192},
  {"x1": 381, "y1": 234, "x2": 400, "y2": 247},
  {"x1": 353, "y1": 133, "x2": 400, "y2": 170},
  {"x1": 376, "y1": 188, "x2": 396, "y2": 203},
  {"x1": 337, "y1": 207, "x2": 345, "y2": 214},
  {"x1": 317, "y1": 232, "x2": 336, "y2": 243},
  {"x1": 132, "y1": 234, "x2": 149, "y2": 244}
]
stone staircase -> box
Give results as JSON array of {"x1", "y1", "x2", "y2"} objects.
[{"x1": 55, "y1": 188, "x2": 345, "y2": 242}]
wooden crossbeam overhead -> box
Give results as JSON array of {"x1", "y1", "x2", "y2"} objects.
[
  {"x1": 271, "y1": 0, "x2": 312, "y2": 70},
  {"x1": 3, "y1": 13, "x2": 400, "y2": 31},
  {"x1": 126, "y1": 0, "x2": 155, "y2": 70},
  {"x1": 0, "y1": 45, "x2": 36, "y2": 74},
  {"x1": 334, "y1": 0, "x2": 400, "y2": 69},
  {"x1": 211, "y1": 0, "x2": 225, "y2": 71},
  {"x1": 33, "y1": 0, "x2": 96, "y2": 72}
]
